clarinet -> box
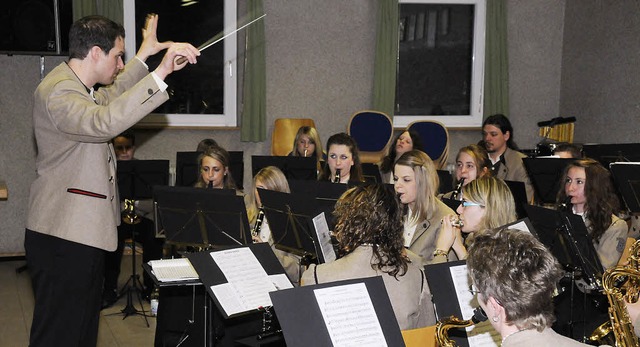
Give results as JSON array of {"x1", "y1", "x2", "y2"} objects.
[
  {"x1": 207, "y1": 181, "x2": 213, "y2": 189},
  {"x1": 451, "y1": 178, "x2": 465, "y2": 200},
  {"x1": 333, "y1": 169, "x2": 341, "y2": 183},
  {"x1": 252, "y1": 207, "x2": 266, "y2": 240}
]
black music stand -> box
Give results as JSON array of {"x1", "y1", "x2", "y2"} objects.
[
  {"x1": 610, "y1": 162, "x2": 640, "y2": 214},
  {"x1": 504, "y1": 180, "x2": 529, "y2": 219},
  {"x1": 361, "y1": 163, "x2": 382, "y2": 183},
  {"x1": 115, "y1": 159, "x2": 169, "y2": 324},
  {"x1": 270, "y1": 276, "x2": 405, "y2": 347},
  {"x1": 175, "y1": 151, "x2": 244, "y2": 189},
  {"x1": 153, "y1": 186, "x2": 252, "y2": 248},
  {"x1": 257, "y1": 189, "x2": 329, "y2": 265},
  {"x1": 288, "y1": 179, "x2": 350, "y2": 230},
  {"x1": 582, "y1": 143, "x2": 640, "y2": 168},
  {"x1": 251, "y1": 155, "x2": 317, "y2": 180},
  {"x1": 437, "y1": 170, "x2": 454, "y2": 195},
  {"x1": 523, "y1": 158, "x2": 574, "y2": 204}
]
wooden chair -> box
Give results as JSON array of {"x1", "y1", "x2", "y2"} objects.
[
  {"x1": 347, "y1": 110, "x2": 394, "y2": 164},
  {"x1": 401, "y1": 325, "x2": 437, "y2": 347},
  {"x1": 271, "y1": 118, "x2": 316, "y2": 156}
]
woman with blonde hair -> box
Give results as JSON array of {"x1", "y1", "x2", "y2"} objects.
[
  {"x1": 441, "y1": 144, "x2": 492, "y2": 199},
  {"x1": 289, "y1": 126, "x2": 324, "y2": 174},
  {"x1": 194, "y1": 145, "x2": 236, "y2": 189},
  {"x1": 434, "y1": 176, "x2": 517, "y2": 262},
  {"x1": 393, "y1": 150, "x2": 455, "y2": 265}
]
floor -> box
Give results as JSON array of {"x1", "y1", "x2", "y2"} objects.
[{"x1": 0, "y1": 254, "x2": 157, "y2": 347}]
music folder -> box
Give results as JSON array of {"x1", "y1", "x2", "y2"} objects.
[
  {"x1": 425, "y1": 261, "x2": 501, "y2": 347},
  {"x1": 186, "y1": 243, "x2": 292, "y2": 319},
  {"x1": 269, "y1": 276, "x2": 405, "y2": 347},
  {"x1": 117, "y1": 160, "x2": 170, "y2": 200},
  {"x1": 522, "y1": 157, "x2": 574, "y2": 205}
]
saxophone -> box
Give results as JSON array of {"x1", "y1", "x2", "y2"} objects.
[
  {"x1": 589, "y1": 239, "x2": 640, "y2": 346},
  {"x1": 435, "y1": 307, "x2": 488, "y2": 347}
]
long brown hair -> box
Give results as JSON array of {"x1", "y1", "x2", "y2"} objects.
[
  {"x1": 334, "y1": 184, "x2": 408, "y2": 278},
  {"x1": 556, "y1": 158, "x2": 619, "y2": 243}
]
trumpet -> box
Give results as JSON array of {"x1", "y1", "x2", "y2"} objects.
[{"x1": 333, "y1": 169, "x2": 341, "y2": 183}]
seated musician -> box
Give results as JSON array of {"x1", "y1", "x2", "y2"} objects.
[
  {"x1": 553, "y1": 142, "x2": 582, "y2": 159},
  {"x1": 434, "y1": 176, "x2": 517, "y2": 263},
  {"x1": 301, "y1": 184, "x2": 436, "y2": 330},
  {"x1": 467, "y1": 228, "x2": 605, "y2": 346},
  {"x1": 556, "y1": 158, "x2": 627, "y2": 269},
  {"x1": 194, "y1": 145, "x2": 236, "y2": 189},
  {"x1": 103, "y1": 130, "x2": 164, "y2": 308},
  {"x1": 288, "y1": 126, "x2": 325, "y2": 174},
  {"x1": 246, "y1": 166, "x2": 301, "y2": 284},
  {"x1": 378, "y1": 129, "x2": 423, "y2": 184},
  {"x1": 440, "y1": 144, "x2": 492, "y2": 200},
  {"x1": 393, "y1": 150, "x2": 455, "y2": 265},
  {"x1": 318, "y1": 132, "x2": 364, "y2": 184}
]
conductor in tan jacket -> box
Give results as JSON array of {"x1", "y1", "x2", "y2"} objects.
[{"x1": 24, "y1": 15, "x2": 199, "y2": 346}]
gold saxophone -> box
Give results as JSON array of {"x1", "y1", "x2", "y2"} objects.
[
  {"x1": 589, "y1": 239, "x2": 640, "y2": 346},
  {"x1": 435, "y1": 307, "x2": 487, "y2": 347}
]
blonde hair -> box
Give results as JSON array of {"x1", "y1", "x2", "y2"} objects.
[
  {"x1": 462, "y1": 176, "x2": 517, "y2": 231},
  {"x1": 394, "y1": 150, "x2": 439, "y2": 222},
  {"x1": 194, "y1": 146, "x2": 236, "y2": 189},
  {"x1": 246, "y1": 166, "x2": 290, "y2": 224},
  {"x1": 291, "y1": 126, "x2": 324, "y2": 173}
]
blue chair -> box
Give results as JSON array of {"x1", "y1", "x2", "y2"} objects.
[
  {"x1": 347, "y1": 110, "x2": 394, "y2": 164},
  {"x1": 408, "y1": 120, "x2": 449, "y2": 169}
]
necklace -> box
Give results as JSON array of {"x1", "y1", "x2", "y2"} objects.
[{"x1": 501, "y1": 328, "x2": 529, "y2": 345}]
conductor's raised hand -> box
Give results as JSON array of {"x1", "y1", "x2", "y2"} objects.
[
  {"x1": 154, "y1": 42, "x2": 200, "y2": 80},
  {"x1": 135, "y1": 13, "x2": 172, "y2": 62}
]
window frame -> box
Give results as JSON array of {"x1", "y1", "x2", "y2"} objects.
[
  {"x1": 123, "y1": 0, "x2": 237, "y2": 128},
  {"x1": 394, "y1": 0, "x2": 486, "y2": 129}
]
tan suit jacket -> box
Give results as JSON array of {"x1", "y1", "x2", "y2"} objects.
[
  {"x1": 26, "y1": 59, "x2": 168, "y2": 251},
  {"x1": 407, "y1": 199, "x2": 457, "y2": 265},
  {"x1": 494, "y1": 147, "x2": 534, "y2": 202},
  {"x1": 301, "y1": 246, "x2": 436, "y2": 330}
]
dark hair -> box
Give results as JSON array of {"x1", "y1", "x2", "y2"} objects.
[
  {"x1": 319, "y1": 133, "x2": 364, "y2": 182},
  {"x1": 379, "y1": 129, "x2": 424, "y2": 173},
  {"x1": 482, "y1": 114, "x2": 518, "y2": 150},
  {"x1": 113, "y1": 129, "x2": 135, "y2": 146},
  {"x1": 467, "y1": 228, "x2": 563, "y2": 331},
  {"x1": 196, "y1": 138, "x2": 219, "y2": 152},
  {"x1": 69, "y1": 15, "x2": 125, "y2": 60},
  {"x1": 556, "y1": 158, "x2": 619, "y2": 243},
  {"x1": 334, "y1": 184, "x2": 408, "y2": 278},
  {"x1": 553, "y1": 142, "x2": 582, "y2": 158}
]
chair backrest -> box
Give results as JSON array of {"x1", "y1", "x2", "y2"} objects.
[
  {"x1": 401, "y1": 325, "x2": 437, "y2": 347},
  {"x1": 408, "y1": 120, "x2": 449, "y2": 169},
  {"x1": 347, "y1": 110, "x2": 393, "y2": 164},
  {"x1": 271, "y1": 118, "x2": 316, "y2": 156}
]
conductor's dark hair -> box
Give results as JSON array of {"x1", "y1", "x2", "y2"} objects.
[{"x1": 69, "y1": 15, "x2": 125, "y2": 60}]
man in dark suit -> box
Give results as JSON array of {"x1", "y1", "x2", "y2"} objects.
[{"x1": 24, "y1": 15, "x2": 199, "y2": 346}]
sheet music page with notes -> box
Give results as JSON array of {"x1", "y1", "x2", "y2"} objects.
[
  {"x1": 314, "y1": 283, "x2": 387, "y2": 347},
  {"x1": 449, "y1": 264, "x2": 501, "y2": 347},
  {"x1": 313, "y1": 212, "x2": 336, "y2": 263},
  {"x1": 209, "y1": 248, "x2": 277, "y2": 316},
  {"x1": 149, "y1": 258, "x2": 199, "y2": 282}
]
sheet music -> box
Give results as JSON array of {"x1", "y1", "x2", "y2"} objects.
[
  {"x1": 449, "y1": 265, "x2": 501, "y2": 347},
  {"x1": 314, "y1": 283, "x2": 387, "y2": 347},
  {"x1": 148, "y1": 258, "x2": 199, "y2": 282},
  {"x1": 506, "y1": 220, "x2": 531, "y2": 234},
  {"x1": 209, "y1": 248, "x2": 277, "y2": 316},
  {"x1": 313, "y1": 212, "x2": 336, "y2": 263}
]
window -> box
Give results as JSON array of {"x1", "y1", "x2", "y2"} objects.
[
  {"x1": 394, "y1": 0, "x2": 485, "y2": 128},
  {"x1": 123, "y1": 0, "x2": 237, "y2": 127}
]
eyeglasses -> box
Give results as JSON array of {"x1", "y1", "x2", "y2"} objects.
[
  {"x1": 461, "y1": 199, "x2": 483, "y2": 207},
  {"x1": 469, "y1": 283, "x2": 482, "y2": 296}
]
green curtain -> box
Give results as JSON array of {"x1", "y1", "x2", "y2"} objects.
[
  {"x1": 72, "y1": 0, "x2": 123, "y2": 24},
  {"x1": 483, "y1": 0, "x2": 509, "y2": 118},
  {"x1": 372, "y1": 0, "x2": 399, "y2": 119},
  {"x1": 241, "y1": 0, "x2": 267, "y2": 142}
]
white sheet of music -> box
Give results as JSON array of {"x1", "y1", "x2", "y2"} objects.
[
  {"x1": 209, "y1": 248, "x2": 277, "y2": 316},
  {"x1": 449, "y1": 265, "x2": 501, "y2": 347},
  {"x1": 313, "y1": 212, "x2": 336, "y2": 263},
  {"x1": 314, "y1": 283, "x2": 387, "y2": 347}
]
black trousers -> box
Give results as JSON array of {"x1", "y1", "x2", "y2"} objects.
[
  {"x1": 25, "y1": 229, "x2": 105, "y2": 347},
  {"x1": 104, "y1": 217, "x2": 164, "y2": 294}
]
